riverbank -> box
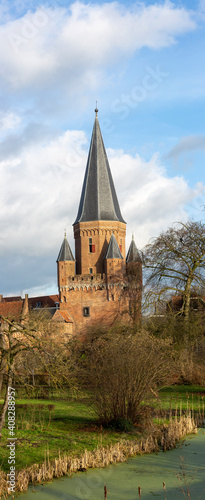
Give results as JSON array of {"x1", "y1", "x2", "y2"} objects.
[
  {"x1": 20, "y1": 427, "x2": 205, "y2": 500},
  {"x1": 0, "y1": 414, "x2": 198, "y2": 498}
]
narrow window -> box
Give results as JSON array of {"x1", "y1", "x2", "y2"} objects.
[
  {"x1": 89, "y1": 238, "x2": 95, "y2": 253},
  {"x1": 89, "y1": 268, "x2": 93, "y2": 274},
  {"x1": 83, "y1": 307, "x2": 90, "y2": 317}
]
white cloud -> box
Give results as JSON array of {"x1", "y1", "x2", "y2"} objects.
[
  {"x1": 0, "y1": 128, "x2": 203, "y2": 274},
  {"x1": 108, "y1": 150, "x2": 203, "y2": 248},
  {"x1": 0, "y1": 112, "x2": 21, "y2": 134},
  {"x1": 0, "y1": 128, "x2": 88, "y2": 259},
  {"x1": 0, "y1": 2, "x2": 196, "y2": 92}
]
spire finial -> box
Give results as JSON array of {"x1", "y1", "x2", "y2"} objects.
[
  {"x1": 95, "y1": 101, "x2": 98, "y2": 116},
  {"x1": 64, "y1": 229, "x2": 67, "y2": 238},
  {"x1": 132, "y1": 232, "x2": 134, "y2": 241}
]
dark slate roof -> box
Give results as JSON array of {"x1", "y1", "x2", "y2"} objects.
[
  {"x1": 104, "y1": 234, "x2": 123, "y2": 259},
  {"x1": 74, "y1": 114, "x2": 125, "y2": 224},
  {"x1": 57, "y1": 236, "x2": 75, "y2": 262},
  {"x1": 126, "y1": 237, "x2": 142, "y2": 263}
]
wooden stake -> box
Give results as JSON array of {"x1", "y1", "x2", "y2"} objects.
[{"x1": 104, "y1": 485, "x2": 108, "y2": 499}]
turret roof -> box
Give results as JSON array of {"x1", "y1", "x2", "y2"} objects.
[
  {"x1": 126, "y1": 237, "x2": 142, "y2": 263},
  {"x1": 104, "y1": 233, "x2": 123, "y2": 260},
  {"x1": 74, "y1": 112, "x2": 125, "y2": 224},
  {"x1": 57, "y1": 235, "x2": 74, "y2": 262}
]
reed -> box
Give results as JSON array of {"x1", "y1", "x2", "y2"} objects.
[
  {"x1": 163, "y1": 481, "x2": 167, "y2": 500},
  {"x1": 0, "y1": 415, "x2": 198, "y2": 498}
]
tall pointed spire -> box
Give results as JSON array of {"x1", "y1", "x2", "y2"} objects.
[{"x1": 74, "y1": 111, "x2": 125, "y2": 224}]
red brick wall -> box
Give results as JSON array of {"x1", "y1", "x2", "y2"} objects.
[
  {"x1": 105, "y1": 258, "x2": 126, "y2": 279},
  {"x1": 57, "y1": 261, "x2": 75, "y2": 288},
  {"x1": 59, "y1": 284, "x2": 130, "y2": 333},
  {"x1": 57, "y1": 220, "x2": 142, "y2": 334},
  {"x1": 73, "y1": 220, "x2": 126, "y2": 275}
]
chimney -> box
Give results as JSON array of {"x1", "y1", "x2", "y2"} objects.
[
  {"x1": 21, "y1": 293, "x2": 29, "y2": 320},
  {"x1": 0, "y1": 295, "x2": 3, "y2": 303}
]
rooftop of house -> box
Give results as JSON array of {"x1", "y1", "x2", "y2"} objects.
[
  {"x1": 28, "y1": 295, "x2": 59, "y2": 309},
  {"x1": 0, "y1": 300, "x2": 25, "y2": 321},
  {"x1": 52, "y1": 309, "x2": 73, "y2": 323},
  {"x1": 0, "y1": 294, "x2": 60, "y2": 322}
]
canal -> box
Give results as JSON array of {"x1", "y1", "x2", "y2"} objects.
[{"x1": 19, "y1": 429, "x2": 205, "y2": 499}]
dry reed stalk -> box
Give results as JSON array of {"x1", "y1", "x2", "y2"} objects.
[
  {"x1": 0, "y1": 416, "x2": 198, "y2": 498},
  {"x1": 163, "y1": 481, "x2": 167, "y2": 500},
  {"x1": 192, "y1": 393, "x2": 194, "y2": 421}
]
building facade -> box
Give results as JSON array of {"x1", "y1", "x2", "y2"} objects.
[{"x1": 57, "y1": 109, "x2": 142, "y2": 334}]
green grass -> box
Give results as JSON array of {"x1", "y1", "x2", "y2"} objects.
[
  {"x1": 157, "y1": 385, "x2": 205, "y2": 411},
  {"x1": 0, "y1": 397, "x2": 136, "y2": 472},
  {"x1": 0, "y1": 384, "x2": 204, "y2": 473}
]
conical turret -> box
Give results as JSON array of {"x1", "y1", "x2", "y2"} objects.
[
  {"x1": 57, "y1": 234, "x2": 75, "y2": 287},
  {"x1": 126, "y1": 236, "x2": 142, "y2": 263},
  {"x1": 105, "y1": 233, "x2": 125, "y2": 279},
  {"x1": 105, "y1": 233, "x2": 123, "y2": 260},
  {"x1": 57, "y1": 234, "x2": 74, "y2": 262}
]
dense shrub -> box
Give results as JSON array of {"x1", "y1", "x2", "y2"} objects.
[{"x1": 76, "y1": 327, "x2": 172, "y2": 426}]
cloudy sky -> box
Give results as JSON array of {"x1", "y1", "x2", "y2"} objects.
[{"x1": 0, "y1": 0, "x2": 205, "y2": 297}]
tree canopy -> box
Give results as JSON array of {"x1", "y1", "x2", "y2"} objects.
[{"x1": 143, "y1": 220, "x2": 205, "y2": 319}]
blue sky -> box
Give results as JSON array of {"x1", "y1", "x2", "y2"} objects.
[{"x1": 0, "y1": 0, "x2": 204, "y2": 296}]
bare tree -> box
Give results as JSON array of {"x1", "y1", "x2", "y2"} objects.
[
  {"x1": 143, "y1": 220, "x2": 205, "y2": 320},
  {"x1": 0, "y1": 312, "x2": 74, "y2": 437}
]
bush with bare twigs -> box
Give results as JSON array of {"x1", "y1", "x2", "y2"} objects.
[{"x1": 75, "y1": 326, "x2": 173, "y2": 427}]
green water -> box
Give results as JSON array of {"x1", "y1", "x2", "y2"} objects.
[{"x1": 18, "y1": 430, "x2": 205, "y2": 499}]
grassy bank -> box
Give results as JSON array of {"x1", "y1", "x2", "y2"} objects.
[
  {"x1": 0, "y1": 414, "x2": 198, "y2": 497},
  {"x1": 0, "y1": 385, "x2": 204, "y2": 474},
  {"x1": 0, "y1": 398, "x2": 130, "y2": 472}
]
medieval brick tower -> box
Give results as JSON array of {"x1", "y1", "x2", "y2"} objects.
[{"x1": 57, "y1": 109, "x2": 142, "y2": 334}]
